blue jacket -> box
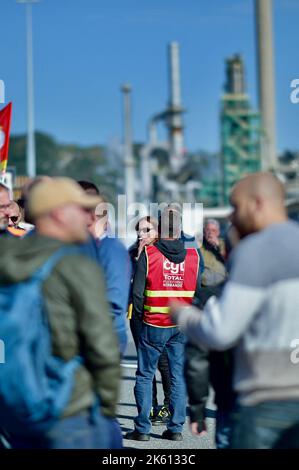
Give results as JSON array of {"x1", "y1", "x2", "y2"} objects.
[{"x1": 83, "y1": 236, "x2": 131, "y2": 355}]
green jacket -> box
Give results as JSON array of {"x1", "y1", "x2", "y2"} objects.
[
  {"x1": 0, "y1": 234, "x2": 121, "y2": 418},
  {"x1": 201, "y1": 239, "x2": 227, "y2": 287}
]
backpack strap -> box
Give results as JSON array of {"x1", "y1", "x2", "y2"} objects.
[{"x1": 32, "y1": 247, "x2": 82, "y2": 283}]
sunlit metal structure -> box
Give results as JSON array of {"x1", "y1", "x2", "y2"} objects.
[
  {"x1": 220, "y1": 55, "x2": 262, "y2": 204},
  {"x1": 121, "y1": 83, "x2": 135, "y2": 208},
  {"x1": 255, "y1": 0, "x2": 277, "y2": 171}
]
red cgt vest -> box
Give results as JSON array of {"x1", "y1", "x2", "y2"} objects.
[{"x1": 143, "y1": 245, "x2": 199, "y2": 328}]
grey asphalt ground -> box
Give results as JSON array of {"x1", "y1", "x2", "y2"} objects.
[{"x1": 118, "y1": 327, "x2": 216, "y2": 450}]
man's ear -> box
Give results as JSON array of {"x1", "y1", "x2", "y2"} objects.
[{"x1": 51, "y1": 207, "x2": 64, "y2": 224}]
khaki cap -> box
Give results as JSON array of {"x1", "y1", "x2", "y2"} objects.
[{"x1": 27, "y1": 177, "x2": 101, "y2": 218}]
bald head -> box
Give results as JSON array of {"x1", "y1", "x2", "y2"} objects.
[
  {"x1": 230, "y1": 172, "x2": 287, "y2": 238},
  {"x1": 232, "y1": 172, "x2": 285, "y2": 207}
]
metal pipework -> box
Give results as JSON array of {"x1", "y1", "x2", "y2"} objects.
[
  {"x1": 17, "y1": 0, "x2": 39, "y2": 177},
  {"x1": 121, "y1": 83, "x2": 135, "y2": 208},
  {"x1": 168, "y1": 42, "x2": 185, "y2": 171},
  {"x1": 168, "y1": 42, "x2": 182, "y2": 109},
  {"x1": 255, "y1": 0, "x2": 277, "y2": 170}
]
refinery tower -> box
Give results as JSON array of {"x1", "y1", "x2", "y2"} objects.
[{"x1": 220, "y1": 54, "x2": 262, "y2": 205}]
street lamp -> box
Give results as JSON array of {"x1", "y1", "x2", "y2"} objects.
[
  {"x1": 121, "y1": 83, "x2": 135, "y2": 208},
  {"x1": 17, "y1": 0, "x2": 39, "y2": 177}
]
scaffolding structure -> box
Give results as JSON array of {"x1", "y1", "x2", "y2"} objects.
[{"x1": 221, "y1": 55, "x2": 261, "y2": 204}]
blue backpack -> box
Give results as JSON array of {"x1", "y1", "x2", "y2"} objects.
[{"x1": 0, "y1": 248, "x2": 81, "y2": 436}]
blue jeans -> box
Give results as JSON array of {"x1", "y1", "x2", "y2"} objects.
[
  {"x1": 134, "y1": 323, "x2": 186, "y2": 434},
  {"x1": 8, "y1": 407, "x2": 121, "y2": 449},
  {"x1": 130, "y1": 314, "x2": 171, "y2": 408},
  {"x1": 231, "y1": 401, "x2": 299, "y2": 449},
  {"x1": 119, "y1": 334, "x2": 128, "y2": 359}
]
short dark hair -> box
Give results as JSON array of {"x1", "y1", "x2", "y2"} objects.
[{"x1": 77, "y1": 180, "x2": 100, "y2": 195}]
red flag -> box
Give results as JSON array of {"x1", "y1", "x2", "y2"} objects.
[{"x1": 0, "y1": 102, "x2": 12, "y2": 173}]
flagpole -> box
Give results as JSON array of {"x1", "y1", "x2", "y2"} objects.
[{"x1": 17, "y1": 0, "x2": 39, "y2": 178}]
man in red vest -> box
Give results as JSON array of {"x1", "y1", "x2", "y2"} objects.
[{"x1": 125, "y1": 208, "x2": 201, "y2": 441}]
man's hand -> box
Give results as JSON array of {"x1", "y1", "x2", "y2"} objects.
[
  {"x1": 207, "y1": 234, "x2": 219, "y2": 247},
  {"x1": 169, "y1": 300, "x2": 183, "y2": 325}
]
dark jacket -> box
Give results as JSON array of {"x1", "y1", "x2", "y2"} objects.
[
  {"x1": 128, "y1": 240, "x2": 139, "y2": 305},
  {"x1": 0, "y1": 234, "x2": 121, "y2": 418},
  {"x1": 133, "y1": 238, "x2": 201, "y2": 320},
  {"x1": 0, "y1": 229, "x2": 14, "y2": 237},
  {"x1": 185, "y1": 285, "x2": 236, "y2": 431}
]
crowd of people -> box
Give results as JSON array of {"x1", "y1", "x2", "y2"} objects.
[{"x1": 0, "y1": 171, "x2": 298, "y2": 449}]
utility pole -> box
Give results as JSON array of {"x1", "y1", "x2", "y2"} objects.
[
  {"x1": 255, "y1": 0, "x2": 277, "y2": 171},
  {"x1": 168, "y1": 42, "x2": 185, "y2": 174},
  {"x1": 121, "y1": 83, "x2": 135, "y2": 208},
  {"x1": 17, "y1": 0, "x2": 39, "y2": 177}
]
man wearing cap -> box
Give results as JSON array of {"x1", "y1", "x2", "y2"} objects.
[{"x1": 0, "y1": 177, "x2": 121, "y2": 449}]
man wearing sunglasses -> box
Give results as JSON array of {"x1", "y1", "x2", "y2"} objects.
[
  {"x1": 6, "y1": 201, "x2": 26, "y2": 237},
  {"x1": 7, "y1": 201, "x2": 21, "y2": 227}
]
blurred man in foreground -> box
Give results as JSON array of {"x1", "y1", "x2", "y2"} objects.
[
  {"x1": 172, "y1": 172, "x2": 299, "y2": 449},
  {"x1": 0, "y1": 178, "x2": 120, "y2": 448}
]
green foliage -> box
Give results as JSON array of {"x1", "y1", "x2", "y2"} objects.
[{"x1": 8, "y1": 131, "x2": 121, "y2": 203}]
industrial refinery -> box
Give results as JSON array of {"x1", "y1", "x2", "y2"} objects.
[{"x1": 121, "y1": 0, "x2": 299, "y2": 211}]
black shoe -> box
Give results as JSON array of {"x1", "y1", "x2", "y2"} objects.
[
  {"x1": 162, "y1": 429, "x2": 183, "y2": 441},
  {"x1": 125, "y1": 430, "x2": 150, "y2": 441},
  {"x1": 151, "y1": 406, "x2": 171, "y2": 426}
]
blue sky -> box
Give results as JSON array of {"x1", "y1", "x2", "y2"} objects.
[{"x1": 0, "y1": 0, "x2": 298, "y2": 153}]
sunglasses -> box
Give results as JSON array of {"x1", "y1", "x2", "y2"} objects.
[
  {"x1": 138, "y1": 227, "x2": 153, "y2": 234},
  {"x1": 9, "y1": 216, "x2": 19, "y2": 223}
]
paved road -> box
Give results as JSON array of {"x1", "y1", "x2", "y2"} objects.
[{"x1": 118, "y1": 328, "x2": 216, "y2": 450}]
